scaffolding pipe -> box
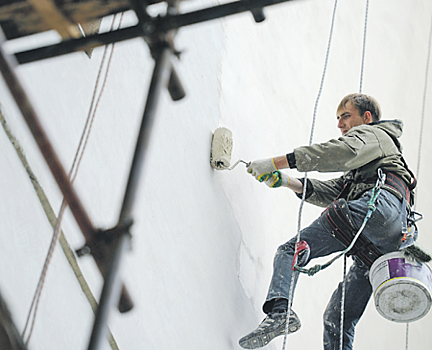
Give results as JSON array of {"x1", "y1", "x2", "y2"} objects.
[
  {"x1": 0, "y1": 29, "x2": 95, "y2": 239},
  {"x1": 0, "y1": 28, "x2": 134, "y2": 313},
  {"x1": 119, "y1": 45, "x2": 172, "y2": 225},
  {"x1": 13, "y1": 0, "x2": 297, "y2": 65}
]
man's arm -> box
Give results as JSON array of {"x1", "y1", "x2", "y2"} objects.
[
  {"x1": 249, "y1": 155, "x2": 303, "y2": 193},
  {"x1": 273, "y1": 155, "x2": 289, "y2": 170},
  {"x1": 272, "y1": 155, "x2": 303, "y2": 193},
  {"x1": 293, "y1": 127, "x2": 397, "y2": 173},
  {"x1": 287, "y1": 177, "x2": 304, "y2": 194},
  {"x1": 247, "y1": 155, "x2": 303, "y2": 193},
  {"x1": 247, "y1": 154, "x2": 346, "y2": 202}
]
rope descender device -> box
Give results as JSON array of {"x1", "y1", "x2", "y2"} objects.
[{"x1": 291, "y1": 240, "x2": 311, "y2": 270}]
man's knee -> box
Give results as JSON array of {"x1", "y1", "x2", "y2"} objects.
[{"x1": 276, "y1": 240, "x2": 296, "y2": 255}]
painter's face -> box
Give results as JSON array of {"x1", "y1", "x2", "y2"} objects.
[{"x1": 337, "y1": 102, "x2": 370, "y2": 136}]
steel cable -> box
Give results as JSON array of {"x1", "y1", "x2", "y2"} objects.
[
  {"x1": 415, "y1": 10, "x2": 432, "y2": 204},
  {"x1": 282, "y1": 1, "x2": 339, "y2": 349},
  {"x1": 21, "y1": 13, "x2": 124, "y2": 346},
  {"x1": 406, "y1": 9, "x2": 432, "y2": 350},
  {"x1": 359, "y1": 0, "x2": 369, "y2": 93},
  {"x1": 338, "y1": 2, "x2": 369, "y2": 349}
]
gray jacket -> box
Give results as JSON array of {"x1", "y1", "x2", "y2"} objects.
[{"x1": 294, "y1": 120, "x2": 414, "y2": 207}]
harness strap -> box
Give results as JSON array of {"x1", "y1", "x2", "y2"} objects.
[
  {"x1": 321, "y1": 198, "x2": 383, "y2": 268},
  {"x1": 382, "y1": 172, "x2": 411, "y2": 204},
  {"x1": 340, "y1": 171, "x2": 412, "y2": 205}
]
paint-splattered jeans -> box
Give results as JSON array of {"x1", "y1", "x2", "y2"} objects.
[{"x1": 263, "y1": 189, "x2": 405, "y2": 350}]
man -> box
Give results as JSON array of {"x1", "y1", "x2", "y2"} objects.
[{"x1": 239, "y1": 93, "x2": 416, "y2": 350}]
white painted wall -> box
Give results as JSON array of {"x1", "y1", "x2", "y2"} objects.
[{"x1": 0, "y1": 0, "x2": 431, "y2": 349}]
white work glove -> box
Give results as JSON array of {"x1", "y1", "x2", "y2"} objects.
[
  {"x1": 247, "y1": 158, "x2": 278, "y2": 181},
  {"x1": 263, "y1": 171, "x2": 291, "y2": 188}
]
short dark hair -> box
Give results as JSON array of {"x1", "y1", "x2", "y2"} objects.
[{"x1": 337, "y1": 93, "x2": 381, "y2": 122}]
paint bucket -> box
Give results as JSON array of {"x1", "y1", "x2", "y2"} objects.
[{"x1": 370, "y1": 251, "x2": 432, "y2": 323}]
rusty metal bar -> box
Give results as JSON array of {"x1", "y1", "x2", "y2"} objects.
[
  {"x1": 0, "y1": 289, "x2": 28, "y2": 350},
  {"x1": 13, "y1": 0, "x2": 298, "y2": 65},
  {"x1": 156, "y1": 0, "x2": 295, "y2": 32},
  {"x1": 15, "y1": 25, "x2": 143, "y2": 65},
  {"x1": 0, "y1": 29, "x2": 134, "y2": 314},
  {"x1": 0, "y1": 29, "x2": 95, "y2": 239}
]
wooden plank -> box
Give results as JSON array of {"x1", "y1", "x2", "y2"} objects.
[
  {"x1": 0, "y1": 0, "x2": 131, "y2": 39},
  {"x1": 27, "y1": 0, "x2": 81, "y2": 39},
  {"x1": 80, "y1": 18, "x2": 102, "y2": 57}
]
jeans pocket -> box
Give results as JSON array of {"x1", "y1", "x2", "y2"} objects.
[{"x1": 368, "y1": 191, "x2": 401, "y2": 227}]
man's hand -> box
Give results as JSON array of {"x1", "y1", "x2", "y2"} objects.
[
  {"x1": 263, "y1": 171, "x2": 291, "y2": 188},
  {"x1": 247, "y1": 158, "x2": 278, "y2": 181}
]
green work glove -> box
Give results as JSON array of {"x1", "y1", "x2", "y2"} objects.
[
  {"x1": 263, "y1": 171, "x2": 291, "y2": 188},
  {"x1": 247, "y1": 158, "x2": 278, "y2": 181}
]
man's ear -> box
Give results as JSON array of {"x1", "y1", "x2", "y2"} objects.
[{"x1": 364, "y1": 111, "x2": 373, "y2": 124}]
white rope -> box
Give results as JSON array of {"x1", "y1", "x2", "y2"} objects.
[
  {"x1": 337, "y1": 2, "x2": 370, "y2": 349},
  {"x1": 0, "y1": 78, "x2": 121, "y2": 350},
  {"x1": 339, "y1": 255, "x2": 347, "y2": 349},
  {"x1": 405, "y1": 323, "x2": 409, "y2": 350},
  {"x1": 359, "y1": 0, "x2": 369, "y2": 93},
  {"x1": 21, "y1": 13, "x2": 124, "y2": 346},
  {"x1": 405, "y1": 9, "x2": 432, "y2": 350},
  {"x1": 415, "y1": 10, "x2": 432, "y2": 208},
  {"x1": 282, "y1": 1, "x2": 339, "y2": 349}
]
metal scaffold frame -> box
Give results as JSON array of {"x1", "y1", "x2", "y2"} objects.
[{"x1": 0, "y1": 0, "x2": 297, "y2": 349}]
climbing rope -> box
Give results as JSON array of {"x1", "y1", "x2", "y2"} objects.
[
  {"x1": 284, "y1": 1, "x2": 371, "y2": 348},
  {"x1": 405, "y1": 323, "x2": 409, "y2": 350},
  {"x1": 415, "y1": 10, "x2": 432, "y2": 204},
  {"x1": 359, "y1": 0, "x2": 369, "y2": 93},
  {"x1": 282, "y1": 1, "x2": 339, "y2": 349},
  {"x1": 345, "y1": 3, "x2": 368, "y2": 348},
  {"x1": 339, "y1": 255, "x2": 347, "y2": 349},
  {"x1": 405, "y1": 9, "x2": 432, "y2": 350},
  {"x1": 21, "y1": 13, "x2": 124, "y2": 346},
  {"x1": 0, "y1": 110, "x2": 120, "y2": 350}
]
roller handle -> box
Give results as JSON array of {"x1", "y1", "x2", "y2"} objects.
[{"x1": 226, "y1": 159, "x2": 250, "y2": 170}]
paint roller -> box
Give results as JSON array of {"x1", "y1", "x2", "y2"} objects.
[{"x1": 210, "y1": 127, "x2": 249, "y2": 170}]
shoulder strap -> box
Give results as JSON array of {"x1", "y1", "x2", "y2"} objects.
[
  {"x1": 376, "y1": 126, "x2": 417, "y2": 191},
  {"x1": 400, "y1": 156, "x2": 417, "y2": 191}
]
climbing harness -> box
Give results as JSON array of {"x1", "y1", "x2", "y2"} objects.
[{"x1": 292, "y1": 169, "x2": 387, "y2": 275}]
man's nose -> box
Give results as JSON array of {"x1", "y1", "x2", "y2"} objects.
[{"x1": 337, "y1": 118, "x2": 344, "y2": 129}]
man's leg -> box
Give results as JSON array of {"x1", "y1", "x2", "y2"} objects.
[
  {"x1": 264, "y1": 216, "x2": 346, "y2": 313},
  {"x1": 239, "y1": 217, "x2": 346, "y2": 349},
  {"x1": 323, "y1": 258, "x2": 372, "y2": 350}
]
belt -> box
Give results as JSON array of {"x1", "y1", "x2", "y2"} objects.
[
  {"x1": 339, "y1": 172, "x2": 412, "y2": 205},
  {"x1": 382, "y1": 172, "x2": 411, "y2": 204}
]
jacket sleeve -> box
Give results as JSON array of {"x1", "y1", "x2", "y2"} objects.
[
  {"x1": 293, "y1": 126, "x2": 399, "y2": 173},
  {"x1": 296, "y1": 176, "x2": 345, "y2": 207}
]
